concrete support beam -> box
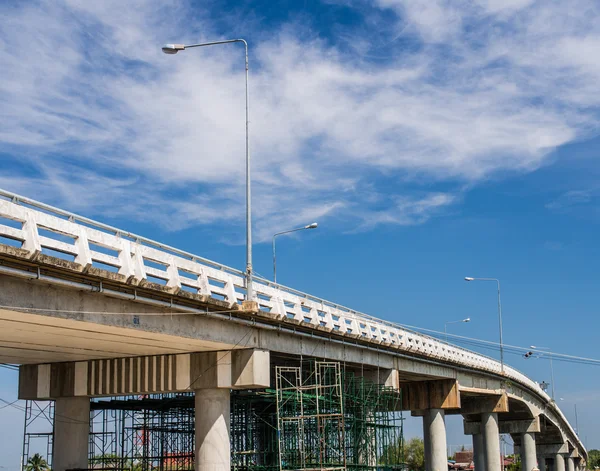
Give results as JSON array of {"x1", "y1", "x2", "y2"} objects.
[
  {"x1": 566, "y1": 457, "x2": 575, "y2": 471},
  {"x1": 53, "y1": 397, "x2": 90, "y2": 471},
  {"x1": 538, "y1": 455, "x2": 547, "y2": 471},
  {"x1": 482, "y1": 412, "x2": 502, "y2": 471},
  {"x1": 472, "y1": 433, "x2": 485, "y2": 471},
  {"x1": 538, "y1": 444, "x2": 569, "y2": 456},
  {"x1": 402, "y1": 379, "x2": 460, "y2": 411},
  {"x1": 195, "y1": 389, "x2": 230, "y2": 471},
  {"x1": 465, "y1": 418, "x2": 540, "y2": 436},
  {"x1": 555, "y1": 454, "x2": 566, "y2": 471},
  {"x1": 363, "y1": 368, "x2": 399, "y2": 391},
  {"x1": 460, "y1": 393, "x2": 509, "y2": 415},
  {"x1": 423, "y1": 409, "x2": 448, "y2": 471},
  {"x1": 521, "y1": 432, "x2": 538, "y2": 471},
  {"x1": 19, "y1": 349, "x2": 270, "y2": 399}
]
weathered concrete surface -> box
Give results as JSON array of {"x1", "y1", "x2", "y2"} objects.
[
  {"x1": 402, "y1": 379, "x2": 460, "y2": 411},
  {"x1": 472, "y1": 433, "x2": 485, "y2": 471},
  {"x1": 482, "y1": 412, "x2": 502, "y2": 471},
  {"x1": 53, "y1": 396, "x2": 89, "y2": 471},
  {"x1": 18, "y1": 349, "x2": 270, "y2": 399},
  {"x1": 195, "y1": 389, "x2": 230, "y2": 471},
  {"x1": 423, "y1": 409, "x2": 447, "y2": 471},
  {"x1": 522, "y1": 432, "x2": 538, "y2": 471}
]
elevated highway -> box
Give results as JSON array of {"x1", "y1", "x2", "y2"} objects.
[{"x1": 0, "y1": 190, "x2": 586, "y2": 471}]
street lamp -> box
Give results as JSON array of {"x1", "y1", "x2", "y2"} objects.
[
  {"x1": 528, "y1": 346, "x2": 555, "y2": 401},
  {"x1": 559, "y1": 398, "x2": 579, "y2": 436},
  {"x1": 162, "y1": 39, "x2": 255, "y2": 301},
  {"x1": 444, "y1": 318, "x2": 471, "y2": 342},
  {"x1": 464, "y1": 277, "x2": 504, "y2": 375},
  {"x1": 272, "y1": 223, "x2": 318, "y2": 284}
]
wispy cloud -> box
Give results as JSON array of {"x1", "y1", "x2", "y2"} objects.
[
  {"x1": 546, "y1": 190, "x2": 595, "y2": 211},
  {"x1": 0, "y1": 0, "x2": 599, "y2": 241}
]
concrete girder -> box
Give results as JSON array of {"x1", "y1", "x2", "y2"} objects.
[
  {"x1": 460, "y1": 392, "x2": 509, "y2": 416},
  {"x1": 18, "y1": 349, "x2": 270, "y2": 399},
  {"x1": 466, "y1": 417, "x2": 540, "y2": 435},
  {"x1": 401, "y1": 379, "x2": 460, "y2": 411}
]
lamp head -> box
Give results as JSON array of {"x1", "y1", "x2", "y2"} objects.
[
  {"x1": 463, "y1": 318, "x2": 471, "y2": 322},
  {"x1": 305, "y1": 222, "x2": 318, "y2": 229},
  {"x1": 162, "y1": 44, "x2": 185, "y2": 54},
  {"x1": 464, "y1": 277, "x2": 474, "y2": 282}
]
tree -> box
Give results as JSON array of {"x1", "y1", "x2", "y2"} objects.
[
  {"x1": 24, "y1": 454, "x2": 50, "y2": 471},
  {"x1": 588, "y1": 449, "x2": 600, "y2": 469},
  {"x1": 405, "y1": 437, "x2": 425, "y2": 471}
]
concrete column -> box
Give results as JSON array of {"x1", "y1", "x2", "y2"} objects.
[
  {"x1": 53, "y1": 397, "x2": 90, "y2": 471},
  {"x1": 566, "y1": 457, "x2": 575, "y2": 471},
  {"x1": 482, "y1": 412, "x2": 502, "y2": 471},
  {"x1": 554, "y1": 455, "x2": 566, "y2": 471},
  {"x1": 538, "y1": 455, "x2": 547, "y2": 471},
  {"x1": 195, "y1": 389, "x2": 231, "y2": 471},
  {"x1": 473, "y1": 433, "x2": 485, "y2": 471},
  {"x1": 521, "y1": 432, "x2": 537, "y2": 471},
  {"x1": 423, "y1": 409, "x2": 448, "y2": 471}
]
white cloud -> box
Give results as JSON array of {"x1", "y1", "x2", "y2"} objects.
[
  {"x1": 546, "y1": 190, "x2": 595, "y2": 211},
  {"x1": 0, "y1": 0, "x2": 599, "y2": 241}
]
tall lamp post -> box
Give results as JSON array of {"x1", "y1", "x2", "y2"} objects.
[
  {"x1": 528, "y1": 345, "x2": 556, "y2": 401},
  {"x1": 162, "y1": 40, "x2": 255, "y2": 301},
  {"x1": 444, "y1": 318, "x2": 471, "y2": 342},
  {"x1": 273, "y1": 223, "x2": 318, "y2": 283},
  {"x1": 560, "y1": 398, "x2": 580, "y2": 436},
  {"x1": 464, "y1": 277, "x2": 504, "y2": 375}
]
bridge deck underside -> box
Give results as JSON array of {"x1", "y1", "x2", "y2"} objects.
[{"x1": 0, "y1": 308, "x2": 235, "y2": 364}]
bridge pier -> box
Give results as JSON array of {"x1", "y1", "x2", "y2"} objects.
[
  {"x1": 482, "y1": 412, "x2": 502, "y2": 471},
  {"x1": 554, "y1": 454, "x2": 566, "y2": 471},
  {"x1": 566, "y1": 456, "x2": 575, "y2": 471},
  {"x1": 521, "y1": 432, "x2": 538, "y2": 471},
  {"x1": 472, "y1": 432, "x2": 485, "y2": 471},
  {"x1": 53, "y1": 397, "x2": 90, "y2": 471},
  {"x1": 423, "y1": 409, "x2": 448, "y2": 471},
  {"x1": 195, "y1": 389, "x2": 231, "y2": 471},
  {"x1": 538, "y1": 455, "x2": 547, "y2": 471}
]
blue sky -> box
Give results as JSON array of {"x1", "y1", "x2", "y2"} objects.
[{"x1": 1, "y1": 0, "x2": 600, "y2": 467}]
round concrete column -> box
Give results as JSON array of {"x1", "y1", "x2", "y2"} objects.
[
  {"x1": 423, "y1": 409, "x2": 448, "y2": 471},
  {"x1": 554, "y1": 455, "x2": 566, "y2": 471},
  {"x1": 473, "y1": 433, "x2": 485, "y2": 471},
  {"x1": 482, "y1": 412, "x2": 502, "y2": 471},
  {"x1": 566, "y1": 457, "x2": 575, "y2": 471},
  {"x1": 53, "y1": 397, "x2": 90, "y2": 471},
  {"x1": 538, "y1": 455, "x2": 547, "y2": 471},
  {"x1": 521, "y1": 432, "x2": 537, "y2": 471},
  {"x1": 195, "y1": 389, "x2": 231, "y2": 471}
]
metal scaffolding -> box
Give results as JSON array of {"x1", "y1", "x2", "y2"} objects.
[
  {"x1": 21, "y1": 360, "x2": 404, "y2": 471},
  {"x1": 275, "y1": 361, "x2": 404, "y2": 471},
  {"x1": 22, "y1": 400, "x2": 55, "y2": 469}
]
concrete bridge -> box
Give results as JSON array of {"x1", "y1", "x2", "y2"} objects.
[{"x1": 0, "y1": 190, "x2": 586, "y2": 471}]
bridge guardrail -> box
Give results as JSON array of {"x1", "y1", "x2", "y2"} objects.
[{"x1": 0, "y1": 189, "x2": 581, "y2": 453}]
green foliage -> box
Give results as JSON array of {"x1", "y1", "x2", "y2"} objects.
[
  {"x1": 380, "y1": 437, "x2": 405, "y2": 466},
  {"x1": 24, "y1": 454, "x2": 50, "y2": 471},
  {"x1": 506, "y1": 462, "x2": 522, "y2": 471},
  {"x1": 404, "y1": 437, "x2": 425, "y2": 471},
  {"x1": 588, "y1": 449, "x2": 600, "y2": 469}
]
